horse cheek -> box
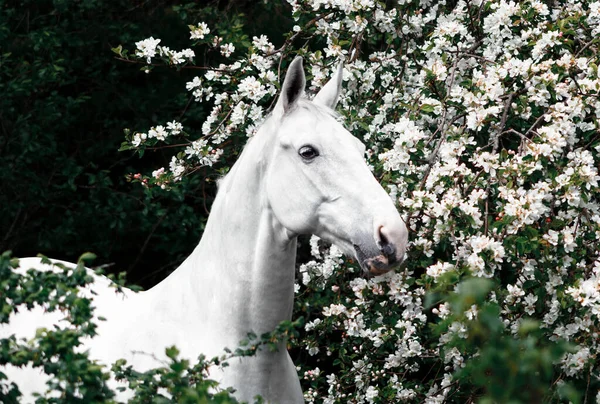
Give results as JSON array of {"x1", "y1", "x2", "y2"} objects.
[{"x1": 267, "y1": 178, "x2": 314, "y2": 235}]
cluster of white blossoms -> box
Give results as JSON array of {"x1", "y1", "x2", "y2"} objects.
[
  {"x1": 134, "y1": 37, "x2": 161, "y2": 63},
  {"x1": 131, "y1": 121, "x2": 183, "y2": 147},
  {"x1": 134, "y1": 37, "x2": 194, "y2": 65},
  {"x1": 125, "y1": 0, "x2": 600, "y2": 401},
  {"x1": 184, "y1": 138, "x2": 224, "y2": 167},
  {"x1": 128, "y1": 27, "x2": 281, "y2": 184},
  {"x1": 189, "y1": 22, "x2": 210, "y2": 40},
  {"x1": 566, "y1": 260, "x2": 600, "y2": 317}
]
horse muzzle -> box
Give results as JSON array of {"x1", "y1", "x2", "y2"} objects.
[{"x1": 354, "y1": 242, "x2": 404, "y2": 277}]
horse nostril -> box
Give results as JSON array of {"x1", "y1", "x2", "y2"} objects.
[
  {"x1": 378, "y1": 226, "x2": 396, "y2": 259},
  {"x1": 377, "y1": 226, "x2": 387, "y2": 244},
  {"x1": 381, "y1": 243, "x2": 395, "y2": 259}
]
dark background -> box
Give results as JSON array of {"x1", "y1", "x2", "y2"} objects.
[{"x1": 0, "y1": 0, "x2": 294, "y2": 288}]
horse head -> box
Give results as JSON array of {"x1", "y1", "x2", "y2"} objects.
[{"x1": 264, "y1": 57, "x2": 408, "y2": 276}]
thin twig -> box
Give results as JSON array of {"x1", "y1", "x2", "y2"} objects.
[
  {"x1": 492, "y1": 92, "x2": 514, "y2": 153},
  {"x1": 2, "y1": 208, "x2": 22, "y2": 243},
  {"x1": 501, "y1": 128, "x2": 530, "y2": 154},
  {"x1": 143, "y1": 143, "x2": 192, "y2": 150},
  {"x1": 128, "y1": 210, "x2": 169, "y2": 274},
  {"x1": 178, "y1": 94, "x2": 195, "y2": 121},
  {"x1": 525, "y1": 110, "x2": 548, "y2": 137},
  {"x1": 484, "y1": 185, "x2": 490, "y2": 234},
  {"x1": 113, "y1": 56, "x2": 231, "y2": 72},
  {"x1": 575, "y1": 38, "x2": 599, "y2": 58}
]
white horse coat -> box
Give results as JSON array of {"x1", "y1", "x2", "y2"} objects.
[{"x1": 1, "y1": 57, "x2": 408, "y2": 403}]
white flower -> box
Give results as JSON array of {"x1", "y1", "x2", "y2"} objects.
[
  {"x1": 135, "y1": 37, "x2": 161, "y2": 63},
  {"x1": 467, "y1": 253, "x2": 485, "y2": 274},
  {"x1": 186, "y1": 76, "x2": 202, "y2": 91},
  {"x1": 249, "y1": 54, "x2": 273, "y2": 72},
  {"x1": 562, "y1": 229, "x2": 576, "y2": 252},
  {"x1": 468, "y1": 235, "x2": 505, "y2": 262},
  {"x1": 523, "y1": 294, "x2": 538, "y2": 315},
  {"x1": 426, "y1": 262, "x2": 454, "y2": 279},
  {"x1": 432, "y1": 303, "x2": 451, "y2": 319},
  {"x1": 167, "y1": 121, "x2": 183, "y2": 135},
  {"x1": 465, "y1": 305, "x2": 478, "y2": 320},
  {"x1": 444, "y1": 347, "x2": 464, "y2": 370},
  {"x1": 309, "y1": 235, "x2": 322, "y2": 259},
  {"x1": 562, "y1": 347, "x2": 591, "y2": 377},
  {"x1": 190, "y1": 22, "x2": 210, "y2": 40},
  {"x1": 305, "y1": 318, "x2": 322, "y2": 332},
  {"x1": 252, "y1": 35, "x2": 275, "y2": 54},
  {"x1": 169, "y1": 156, "x2": 185, "y2": 181},
  {"x1": 174, "y1": 48, "x2": 195, "y2": 64},
  {"x1": 148, "y1": 125, "x2": 168, "y2": 141},
  {"x1": 365, "y1": 386, "x2": 378, "y2": 403},
  {"x1": 152, "y1": 167, "x2": 165, "y2": 178},
  {"x1": 507, "y1": 284, "x2": 525, "y2": 303},
  {"x1": 132, "y1": 132, "x2": 147, "y2": 147},
  {"x1": 230, "y1": 102, "x2": 249, "y2": 127},
  {"x1": 220, "y1": 43, "x2": 235, "y2": 57},
  {"x1": 322, "y1": 304, "x2": 346, "y2": 317},
  {"x1": 543, "y1": 229, "x2": 559, "y2": 246},
  {"x1": 184, "y1": 139, "x2": 208, "y2": 159},
  {"x1": 237, "y1": 76, "x2": 267, "y2": 102}
]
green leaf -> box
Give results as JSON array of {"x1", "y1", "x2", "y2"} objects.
[
  {"x1": 118, "y1": 141, "x2": 133, "y2": 152},
  {"x1": 78, "y1": 252, "x2": 97, "y2": 264},
  {"x1": 165, "y1": 346, "x2": 180, "y2": 359},
  {"x1": 518, "y1": 319, "x2": 540, "y2": 336},
  {"x1": 111, "y1": 45, "x2": 123, "y2": 57}
]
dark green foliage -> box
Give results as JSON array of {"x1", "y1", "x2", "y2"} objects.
[
  {"x1": 436, "y1": 278, "x2": 575, "y2": 403},
  {"x1": 0, "y1": 251, "x2": 114, "y2": 402},
  {"x1": 0, "y1": 0, "x2": 208, "y2": 287}
]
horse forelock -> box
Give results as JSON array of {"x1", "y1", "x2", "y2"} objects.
[
  {"x1": 292, "y1": 98, "x2": 340, "y2": 121},
  {"x1": 217, "y1": 97, "x2": 341, "y2": 198}
]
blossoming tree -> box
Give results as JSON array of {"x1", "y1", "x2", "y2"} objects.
[{"x1": 113, "y1": 0, "x2": 600, "y2": 402}]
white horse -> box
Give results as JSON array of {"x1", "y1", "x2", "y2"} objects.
[{"x1": 1, "y1": 57, "x2": 408, "y2": 403}]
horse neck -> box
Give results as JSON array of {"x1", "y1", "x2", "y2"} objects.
[{"x1": 149, "y1": 133, "x2": 297, "y2": 342}]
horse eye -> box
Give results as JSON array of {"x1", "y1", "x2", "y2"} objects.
[{"x1": 298, "y1": 145, "x2": 319, "y2": 160}]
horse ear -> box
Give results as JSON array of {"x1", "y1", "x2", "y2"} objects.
[
  {"x1": 276, "y1": 57, "x2": 306, "y2": 114},
  {"x1": 313, "y1": 62, "x2": 343, "y2": 109}
]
